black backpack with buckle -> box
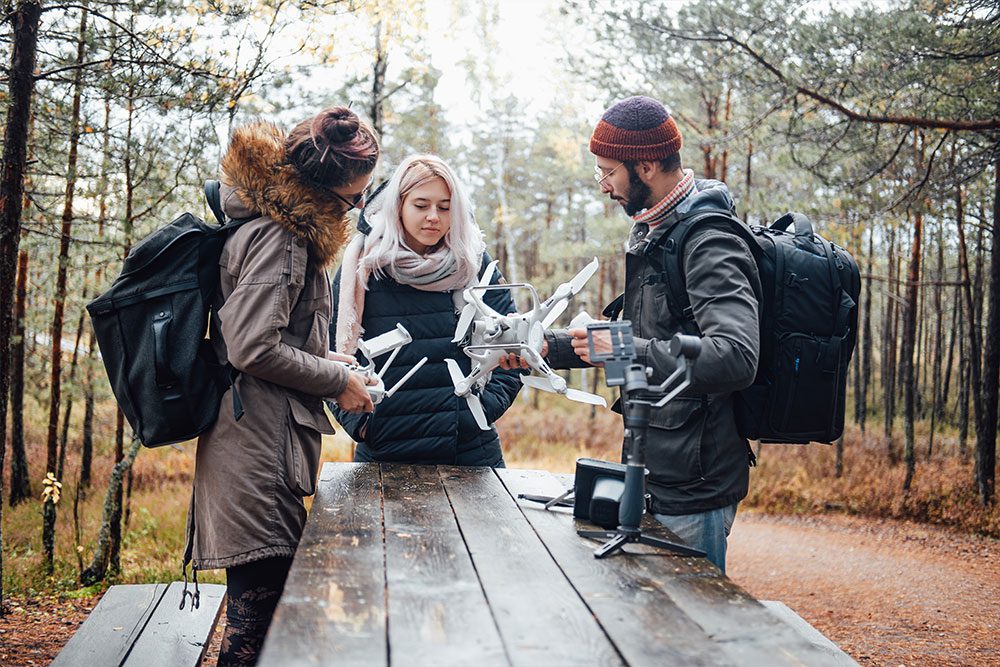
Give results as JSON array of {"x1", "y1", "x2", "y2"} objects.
[
  {"x1": 639, "y1": 210, "x2": 861, "y2": 444},
  {"x1": 87, "y1": 181, "x2": 259, "y2": 447}
]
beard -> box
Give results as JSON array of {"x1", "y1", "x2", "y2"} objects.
[{"x1": 622, "y1": 165, "x2": 652, "y2": 216}]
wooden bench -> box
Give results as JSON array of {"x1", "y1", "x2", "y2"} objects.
[{"x1": 52, "y1": 581, "x2": 226, "y2": 667}]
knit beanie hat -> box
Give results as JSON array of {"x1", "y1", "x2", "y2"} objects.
[{"x1": 589, "y1": 96, "x2": 682, "y2": 162}]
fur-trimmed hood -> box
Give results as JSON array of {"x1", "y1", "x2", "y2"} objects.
[{"x1": 220, "y1": 121, "x2": 350, "y2": 267}]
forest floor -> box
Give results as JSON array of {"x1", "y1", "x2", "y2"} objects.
[{"x1": 4, "y1": 509, "x2": 998, "y2": 666}]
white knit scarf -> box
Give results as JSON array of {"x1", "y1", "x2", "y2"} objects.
[{"x1": 335, "y1": 232, "x2": 477, "y2": 354}]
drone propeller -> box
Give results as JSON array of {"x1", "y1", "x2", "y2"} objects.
[
  {"x1": 520, "y1": 374, "x2": 607, "y2": 407},
  {"x1": 452, "y1": 259, "x2": 503, "y2": 343},
  {"x1": 540, "y1": 258, "x2": 600, "y2": 328},
  {"x1": 453, "y1": 304, "x2": 477, "y2": 343},
  {"x1": 445, "y1": 358, "x2": 490, "y2": 430}
]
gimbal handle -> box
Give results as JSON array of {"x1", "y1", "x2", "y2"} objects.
[{"x1": 651, "y1": 334, "x2": 702, "y2": 408}]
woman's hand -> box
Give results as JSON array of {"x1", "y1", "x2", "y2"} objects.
[
  {"x1": 334, "y1": 370, "x2": 375, "y2": 413},
  {"x1": 327, "y1": 351, "x2": 358, "y2": 365}
]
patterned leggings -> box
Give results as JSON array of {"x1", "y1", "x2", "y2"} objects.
[{"x1": 217, "y1": 556, "x2": 293, "y2": 666}]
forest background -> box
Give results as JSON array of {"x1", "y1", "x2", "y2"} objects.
[{"x1": 0, "y1": 0, "x2": 997, "y2": 622}]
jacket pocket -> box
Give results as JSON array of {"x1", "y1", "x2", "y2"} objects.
[
  {"x1": 284, "y1": 396, "x2": 335, "y2": 496},
  {"x1": 644, "y1": 396, "x2": 707, "y2": 487},
  {"x1": 305, "y1": 310, "x2": 329, "y2": 357}
]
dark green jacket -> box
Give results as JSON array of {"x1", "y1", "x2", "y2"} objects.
[{"x1": 546, "y1": 180, "x2": 761, "y2": 514}]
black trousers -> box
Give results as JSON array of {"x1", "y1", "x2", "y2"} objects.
[{"x1": 217, "y1": 556, "x2": 293, "y2": 666}]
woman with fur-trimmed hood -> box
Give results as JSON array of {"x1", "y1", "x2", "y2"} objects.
[{"x1": 187, "y1": 107, "x2": 379, "y2": 666}]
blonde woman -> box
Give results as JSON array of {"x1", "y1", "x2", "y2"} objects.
[{"x1": 331, "y1": 155, "x2": 522, "y2": 466}]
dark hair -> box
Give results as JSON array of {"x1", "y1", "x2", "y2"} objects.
[
  {"x1": 659, "y1": 153, "x2": 682, "y2": 173},
  {"x1": 285, "y1": 106, "x2": 380, "y2": 188},
  {"x1": 623, "y1": 152, "x2": 682, "y2": 177}
]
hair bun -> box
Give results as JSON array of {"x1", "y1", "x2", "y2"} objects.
[{"x1": 320, "y1": 107, "x2": 360, "y2": 143}]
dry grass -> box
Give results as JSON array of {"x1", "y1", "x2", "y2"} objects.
[{"x1": 746, "y1": 426, "x2": 1000, "y2": 538}]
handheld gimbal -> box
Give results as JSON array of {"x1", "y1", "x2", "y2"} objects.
[{"x1": 576, "y1": 321, "x2": 707, "y2": 558}]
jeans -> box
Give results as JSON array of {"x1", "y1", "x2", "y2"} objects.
[{"x1": 654, "y1": 503, "x2": 738, "y2": 574}]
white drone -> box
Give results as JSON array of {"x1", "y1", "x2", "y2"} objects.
[
  {"x1": 333, "y1": 324, "x2": 428, "y2": 405},
  {"x1": 446, "y1": 258, "x2": 608, "y2": 430}
]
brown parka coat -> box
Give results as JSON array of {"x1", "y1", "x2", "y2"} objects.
[{"x1": 185, "y1": 122, "x2": 354, "y2": 571}]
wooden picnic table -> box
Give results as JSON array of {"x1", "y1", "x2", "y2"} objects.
[{"x1": 258, "y1": 462, "x2": 854, "y2": 667}]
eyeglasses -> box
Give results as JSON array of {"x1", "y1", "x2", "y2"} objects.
[
  {"x1": 332, "y1": 175, "x2": 375, "y2": 211},
  {"x1": 593, "y1": 162, "x2": 624, "y2": 184}
]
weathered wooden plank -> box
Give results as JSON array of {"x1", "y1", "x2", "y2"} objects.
[
  {"x1": 122, "y1": 582, "x2": 226, "y2": 667},
  {"x1": 51, "y1": 583, "x2": 168, "y2": 667},
  {"x1": 439, "y1": 466, "x2": 624, "y2": 667},
  {"x1": 761, "y1": 601, "x2": 858, "y2": 666},
  {"x1": 380, "y1": 464, "x2": 508, "y2": 667},
  {"x1": 258, "y1": 462, "x2": 387, "y2": 667},
  {"x1": 497, "y1": 468, "x2": 732, "y2": 667},
  {"x1": 498, "y1": 468, "x2": 849, "y2": 666}
]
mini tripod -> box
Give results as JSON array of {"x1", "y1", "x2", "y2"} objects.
[{"x1": 576, "y1": 323, "x2": 708, "y2": 559}]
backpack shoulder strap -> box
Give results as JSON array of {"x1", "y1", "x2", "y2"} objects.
[
  {"x1": 204, "y1": 180, "x2": 226, "y2": 225},
  {"x1": 646, "y1": 208, "x2": 754, "y2": 334},
  {"x1": 602, "y1": 292, "x2": 625, "y2": 321}
]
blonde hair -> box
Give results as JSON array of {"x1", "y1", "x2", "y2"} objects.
[{"x1": 361, "y1": 154, "x2": 484, "y2": 283}]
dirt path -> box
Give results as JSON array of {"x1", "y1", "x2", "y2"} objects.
[{"x1": 727, "y1": 512, "x2": 1000, "y2": 667}]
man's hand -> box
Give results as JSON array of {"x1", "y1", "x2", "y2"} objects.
[
  {"x1": 334, "y1": 370, "x2": 376, "y2": 413},
  {"x1": 497, "y1": 338, "x2": 548, "y2": 371},
  {"x1": 568, "y1": 327, "x2": 608, "y2": 367}
]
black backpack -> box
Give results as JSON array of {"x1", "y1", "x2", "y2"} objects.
[
  {"x1": 87, "y1": 181, "x2": 258, "y2": 447},
  {"x1": 644, "y1": 210, "x2": 860, "y2": 444}
]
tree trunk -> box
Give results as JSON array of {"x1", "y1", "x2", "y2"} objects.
[
  {"x1": 80, "y1": 92, "x2": 113, "y2": 492},
  {"x1": 975, "y1": 159, "x2": 1000, "y2": 505},
  {"x1": 81, "y1": 437, "x2": 142, "y2": 585},
  {"x1": 928, "y1": 221, "x2": 945, "y2": 458},
  {"x1": 853, "y1": 215, "x2": 865, "y2": 428},
  {"x1": 109, "y1": 75, "x2": 138, "y2": 574},
  {"x1": 883, "y1": 226, "x2": 898, "y2": 459},
  {"x1": 42, "y1": 4, "x2": 88, "y2": 574},
  {"x1": 743, "y1": 138, "x2": 753, "y2": 223},
  {"x1": 1, "y1": 2, "x2": 43, "y2": 609},
  {"x1": 957, "y1": 191, "x2": 982, "y2": 474},
  {"x1": 902, "y1": 209, "x2": 923, "y2": 492},
  {"x1": 9, "y1": 245, "x2": 31, "y2": 505},
  {"x1": 80, "y1": 353, "x2": 95, "y2": 490},
  {"x1": 370, "y1": 19, "x2": 387, "y2": 140},
  {"x1": 58, "y1": 308, "x2": 87, "y2": 480},
  {"x1": 942, "y1": 281, "x2": 960, "y2": 422},
  {"x1": 860, "y1": 225, "x2": 874, "y2": 435},
  {"x1": 958, "y1": 305, "x2": 970, "y2": 458}
]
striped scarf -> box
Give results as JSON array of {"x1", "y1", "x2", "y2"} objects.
[{"x1": 632, "y1": 169, "x2": 695, "y2": 228}]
